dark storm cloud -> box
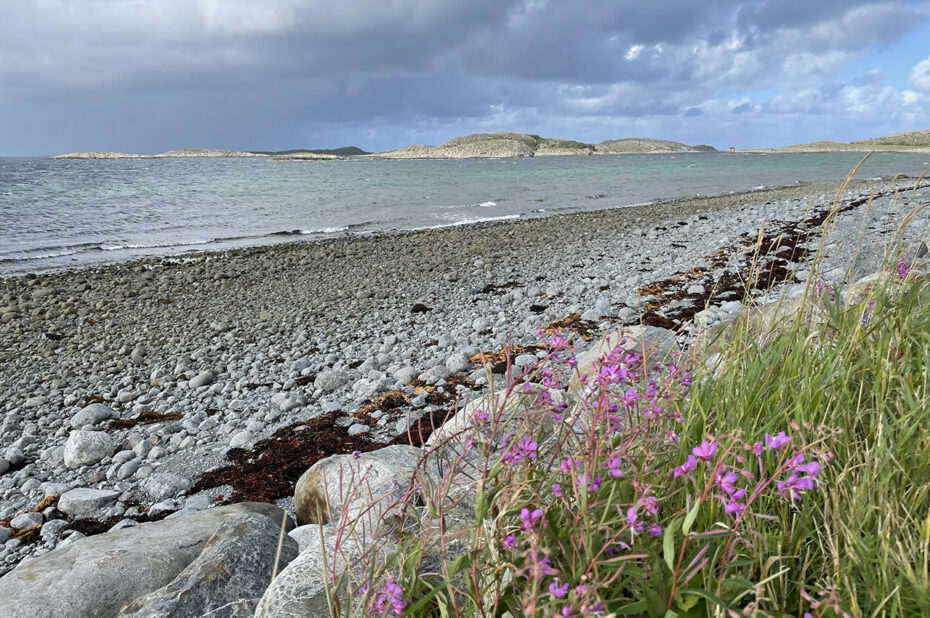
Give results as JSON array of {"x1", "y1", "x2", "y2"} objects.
[{"x1": 0, "y1": 0, "x2": 929, "y2": 155}]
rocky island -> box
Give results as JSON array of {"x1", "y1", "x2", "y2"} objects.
[{"x1": 366, "y1": 132, "x2": 714, "y2": 159}]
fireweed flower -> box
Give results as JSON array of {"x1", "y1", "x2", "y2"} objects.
[
  {"x1": 607, "y1": 457, "x2": 623, "y2": 478},
  {"x1": 520, "y1": 508, "x2": 544, "y2": 531},
  {"x1": 503, "y1": 435, "x2": 538, "y2": 465},
  {"x1": 897, "y1": 260, "x2": 911, "y2": 279},
  {"x1": 638, "y1": 495, "x2": 658, "y2": 515},
  {"x1": 503, "y1": 535, "x2": 517, "y2": 549},
  {"x1": 673, "y1": 454, "x2": 697, "y2": 478},
  {"x1": 373, "y1": 578, "x2": 407, "y2": 616},
  {"x1": 648, "y1": 523, "x2": 662, "y2": 537},
  {"x1": 692, "y1": 440, "x2": 718, "y2": 462},
  {"x1": 552, "y1": 483, "x2": 562, "y2": 497},
  {"x1": 549, "y1": 580, "x2": 570, "y2": 599},
  {"x1": 765, "y1": 431, "x2": 792, "y2": 450}
]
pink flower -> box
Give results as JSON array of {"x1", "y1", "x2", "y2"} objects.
[
  {"x1": 692, "y1": 440, "x2": 717, "y2": 462},
  {"x1": 549, "y1": 580, "x2": 570, "y2": 598},
  {"x1": 673, "y1": 454, "x2": 697, "y2": 478},
  {"x1": 764, "y1": 431, "x2": 792, "y2": 450},
  {"x1": 520, "y1": 508, "x2": 544, "y2": 530}
]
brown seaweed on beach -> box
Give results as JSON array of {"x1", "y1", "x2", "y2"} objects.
[
  {"x1": 108, "y1": 410, "x2": 183, "y2": 430},
  {"x1": 469, "y1": 344, "x2": 544, "y2": 374},
  {"x1": 190, "y1": 411, "x2": 386, "y2": 504},
  {"x1": 541, "y1": 313, "x2": 599, "y2": 340}
]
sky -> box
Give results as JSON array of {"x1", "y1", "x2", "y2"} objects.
[{"x1": 1, "y1": 0, "x2": 930, "y2": 156}]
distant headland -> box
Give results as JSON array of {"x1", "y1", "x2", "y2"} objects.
[{"x1": 49, "y1": 128, "x2": 930, "y2": 160}]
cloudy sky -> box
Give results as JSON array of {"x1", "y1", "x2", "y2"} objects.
[{"x1": 2, "y1": 0, "x2": 930, "y2": 155}]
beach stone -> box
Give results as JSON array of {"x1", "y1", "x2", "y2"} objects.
[
  {"x1": 0, "y1": 458, "x2": 9, "y2": 475},
  {"x1": 57, "y1": 488, "x2": 120, "y2": 519},
  {"x1": 4, "y1": 447, "x2": 24, "y2": 468},
  {"x1": 445, "y1": 353, "x2": 469, "y2": 374},
  {"x1": 141, "y1": 472, "x2": 191, "y2": 501},
  {"x1": 314, "y1": 370, "x2": 347, "y2": 393},
  {"x1": 10, "y1": 512, "x2": 43, "y2": 529},
  {"x1": 0, "y1": 527, "x2": 10, "y2": 544},
  {"x1": 294, "y1": 445, "x2": 423, "y2": 526},
  {"x1": 63, "y1": 430, "x2": 115, "y2": 469},
  {"x1": 189, "y1": 371, "x2": 215, "y2": 389},
  {"x1": 472, "y1": 317, "x2": 491, "y2": 333},
  {"x1": 116, "y1": 512, "x2": 298, "y2": 618},
  {"x1": 229, "y1": 430, "x2": 253, "y2": 448},
  {"x1": 70, "y1": 403, "x2": 114, "y2": 428},
  {"x1": 40, "y1": 519, "x2": 70, "y2": 543},
  {"x1": 0, "y1": 502, "x2": 291, "y2": 618},
  {"x1": 347, "y1": 423, "x2": 370, "y2": 436}
]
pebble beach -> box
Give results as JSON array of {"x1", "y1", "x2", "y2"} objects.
[{"x1": 0, "y1": 177, "x2": 928, "y2": 577}]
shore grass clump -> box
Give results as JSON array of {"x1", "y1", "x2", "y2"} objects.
[{"x1": 327, "y1": 249, "x2": 930, "y2": 617}]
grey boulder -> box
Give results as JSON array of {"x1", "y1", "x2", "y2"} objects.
[
  {"x1": 142, "y1": 472, "x2": 192, "y2": 501},
  {"x1": 63, "y1": 430, "x2": 115, "y2": 469},
  {"x1": 117, "y1": 512, "x2": 298, "y2": 618},
  {"x1": 57, "y1": 488, "x2": 121, "y2": 519},
  {"x1": 0, "y1": 502, "x2": 292, "y2": 618},
  {"x1": 71, "y1": 403, "x2": 115, "y2": 428}
]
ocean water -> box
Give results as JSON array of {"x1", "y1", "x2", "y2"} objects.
[{"x1": 1, "y1": 152, "x2": 928, "y2": 275}]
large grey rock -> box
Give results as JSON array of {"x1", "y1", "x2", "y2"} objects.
[
  {"x1": 253, "y1": 522, "x2": 374, "y2": 618},
  {"x1": 117, "y1": 512, "x2": 298, "y2": 618},
  {"x1": 71, "y1": 403, "x2": 115, "y2": 428},
  {"x1": 0, "y1": 502, "x2": 292, "y2": 618},
  {"x1": 141, "y1": 472, "x2": 192, "y2": 501},
  {"x1": 63, "y1": 430, "x2": 115, "y2": 469},
  {"x1": 58, "y1": 488, "x2": 121, "y2": 519},
  {"x1": 294, "y1": 445, "x2": 423, "y2": 526}
]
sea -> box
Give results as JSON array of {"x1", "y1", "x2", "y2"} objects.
[{"x1": 1, "y1": 152, "x2": 929, "y2": 275}]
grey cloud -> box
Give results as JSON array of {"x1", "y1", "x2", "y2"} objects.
[{"x1": 1, "y1": 0, "x2": 929, "y2": 155}]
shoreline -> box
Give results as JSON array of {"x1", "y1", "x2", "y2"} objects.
[
  {"x1": 0, "y1": 177, "x2": 927, "y2": 576},
  {"x1": 0, "y1": 179, "x2": 882, "y2": 282}
]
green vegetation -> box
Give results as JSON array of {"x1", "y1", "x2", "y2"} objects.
[{"x1": 314, "y1": 178, "x2": 930, "y2": 617}]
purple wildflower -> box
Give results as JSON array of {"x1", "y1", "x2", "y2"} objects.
[
  {"x1": 607, "y1": 457, "x2": 623, "y2": 478},
  {"x1": 549, "y1": 580, "x2": 570, "y2": 599},
  {"x1": 648, "y1": 523, "x2": 662, "y2": 537},
  {"x1": 502, "y1": 535, "x2": 516, "y2": 549},
  {"x1": 552, "y1": 483, "x2": 562, "y2": 497},
  {"x1": 520, "y1": 508, "x2": 544, "y2": 531},
  {"x1": 897, "y1": 260, "x2": 911, "y2": 279},
  {"x1": 374, "y1": 578, "x2": 407, "y2": 616},
  {"x1": 765, "y1": 431, "x2": 792, "y2": 450},
  {"x1": 673, "y1": 454, "x2": 697, "y2": 478},
  {"x1": 777, "y1": 473, "x2": 815, "y2": 502},
  {"x1": 503, "y1": 435, "x2": 538, "y2": 465},
  {"x1": 692, "y1": 440, "x2": 718, "y2": 462}
]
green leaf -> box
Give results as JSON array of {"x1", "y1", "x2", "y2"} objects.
[
  {"x1": 677, "y1": 593, "x2": 699, "y2": 611},
  {"x1": 678, "y1": 588, "x2": 729, "y2": 611},
  {"x1": 664, "y1": 517, "x2": 681, "y2": 572},
  {"x1": 474, "y1": 490, "x2": 491, "y2": 521},
  {"x1": 616, "y1": 600, "x2": 648, "y2": 615},
  {"x1": 682, "y1": 500, "x2": 701, "y2": 535},
  {"x1": 447, "y1": 553, "x2": 472, "y2": 579}
]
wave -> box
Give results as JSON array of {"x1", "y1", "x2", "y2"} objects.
[
  {"x1": 441, "y1": 200, "x2": 499, "y2": 209},
  {"x1": 449, "y1": 214, "x2": 521, "y2": 226}
]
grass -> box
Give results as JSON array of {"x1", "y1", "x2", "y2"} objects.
[{"x1": 290, "y1": 168, "x2": 930, "y2": 617}]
